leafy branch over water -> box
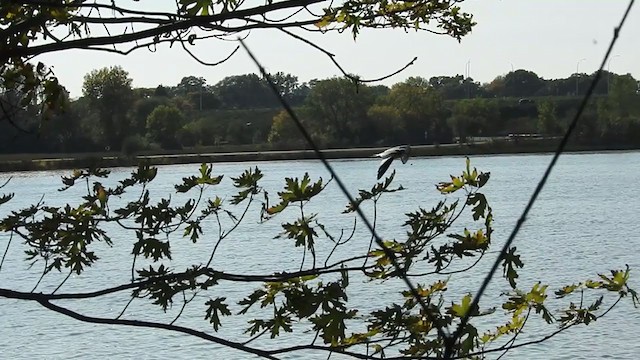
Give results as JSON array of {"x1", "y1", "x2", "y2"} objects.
[{"x1": 0, "y1": 159, "x2": 637, "y2": 359}]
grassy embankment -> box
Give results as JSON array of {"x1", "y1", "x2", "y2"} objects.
[{"x1": 0, "y1": 139, "x2": 636, "y2": 173}]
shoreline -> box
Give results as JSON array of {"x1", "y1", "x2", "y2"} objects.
[{"x1": 0, "y1": 140, "x2": 636, "y2": 173}]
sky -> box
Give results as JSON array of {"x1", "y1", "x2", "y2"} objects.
[{"x1": 36, "y1": 0, "x2": 640, "y2": 98}]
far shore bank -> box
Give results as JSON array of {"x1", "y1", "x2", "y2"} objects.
[{"x1": 0, "y1": 140, "x2": 637, "y2": 173}]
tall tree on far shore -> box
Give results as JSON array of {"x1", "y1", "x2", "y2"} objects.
[
  {"x1": 387, "y1": 77, "x2": 450, "y2": 144},
  {"x1": 146, "y1": 105, "x2": 185, "y2": 149},
  {"x1": 305, "y1": 77, "x2": 375, "y2": 146},
  {"x1": 82, "y1": 66, "x2": 134, "y2": 149}
]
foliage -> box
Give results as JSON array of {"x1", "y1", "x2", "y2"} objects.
[
  {"x1": 502, "y1": 70, "x2": 545, "y2": 98},
  {"x1": 448, "y1": 99, "x2": 501, "y2": 141},
  {"x1": 387, "y1": 77, "x2": 450, "y2": 143},
  {"x1": 429, "y1": 75, "x2": 482, "y2": 99},
  {"x1": 1, "y1": 67, "x2": 639, "y2": 154},
  {"x1": 267, "y1": 109, "x2": 306, "y2": 147},
  {"x1": 367, "y1": 104, "x2": 405, "y2": 145},
  {"x1": 146, "y1": 105, "x2": 186, "y2": 149},
  {"x1": 0, "y1": 159, "x2": 637, "y2": 358},
  {"x1": 304, "y1": 77, "x2": 376, "y2": 146},
  {"x1": 537, "y1": 100, "x2": 561, "y2": 135},
  {"x1": 121, "y1": 135, "x2": 156, "y2": 156},
  {"x1": 82, "y1": 66, "x2": 135, "y2": 148},
  {"x1": 130, "y1": 96, "x2": 172, "y2": 135},
  {"x1": 215, "y1": 74, "x2": 274, "y2": 109}
]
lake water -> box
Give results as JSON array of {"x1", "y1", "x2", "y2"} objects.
[{"x1": 1, "y1": 151, "x2": 639, "y2": 359}]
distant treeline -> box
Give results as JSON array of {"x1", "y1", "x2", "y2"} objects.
[{"x1": 1, "y1": 67, "x2": 639, "y2": 154}]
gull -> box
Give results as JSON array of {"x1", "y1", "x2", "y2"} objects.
[{"x1": 373, "y1": 145, "x2": 411, "y2": 180}]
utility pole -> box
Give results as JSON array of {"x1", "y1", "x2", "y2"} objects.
[
  {"x1": 576, "y1": 58, "x2": 586, "y2": 95},
  {"x1": 607, "y1": 55, "x2": 621, "y2": 95},
  {"x1": 465, "y1": 59, "x2": 471, "y2": 98}
]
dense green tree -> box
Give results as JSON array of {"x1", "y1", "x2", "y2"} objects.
[
  {"x1": 369, "y1": 84, "x2": 391, "y2": 100},
  {"x1": 215, "y1": 74, "x2": 274, "y2": 109},
  {"x1": 595, "y1": 75, "x2": 640, "y2": 144},
  {"x1": 146, "y1": 105, "x2": 185, "y2": 149},
  {"x1": 366, "y1": 104, "x2": 404, "y2": 145},
  {"x1": 268, "y1": 109, "x2": 306, "y2": 147},
  {"x1": 483, "y1": 76, "x2": 505, "y2": 98},
  {"x1": 537, "y1": 100, "x2": 561, "y2": 135},
  {"x1": 502, "y1": 70, "x2": 544, "y2": 98},
  {"x1": 270, "y1": 72, "x2": 308, "y2": 105},
  {"x1": 174, "y1": 76, "x2": 220, "y2": 111},
  {"x1": 305, "y1": 78, "x2": 375, "y2": 146},
  {"x1": 608, "y1": 74, "x2": 640, "y2": 115},
  {"x1": 154, "y1": 85, "x2": 171, "y2": 97},
  {"x1": 130, "y1": 96, "x2": 171, "y2": 135},
  {"x1": 0, "y1": 85, "x2": 37, "y2": 130},
  {"x1": 82, "y1": 66, "x2": 135, "y2": 149},
  {"x1": 176, "y1": 76, "x2": 207, "y2": 95},
  {"x1": 37, "y1": 91, "x2": 93, "y2": 152},
  {"x1": 133, "y1": 87, "x2": 156, "y2": 99},
  {"x1": 387, "y1": 77, "x2": 450, "y2": 144},
  {"x1": 179, "y1": 118, "x2": 222, "y2": 147},
  {"x1": 429, "y1": 75, "x2": 482, "y2": 99},
  {"x1": 448, "y1": 99, "x2": 500, "y2": 141}
]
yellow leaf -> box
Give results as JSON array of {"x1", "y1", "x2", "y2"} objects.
[
  {"x1": 451, "y1": 293, "x2": 472, "y2": 317},
  {"x1": 480, "y1": 333, "x2": 492, "y2": 343},
  {"x1": 315, "y1": 15, "x2": 333, "y2": 28},
  {"x1": 452, "y1": 176, "x2": 464, "y2": 188}
]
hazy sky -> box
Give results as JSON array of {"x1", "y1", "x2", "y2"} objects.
[{"x1": 37, "y1": 1, "x2": 640, "y2": 97}]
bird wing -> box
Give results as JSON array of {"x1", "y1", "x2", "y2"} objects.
[
  {"x1": 400, "y1": 150, "x2": 409, "y2": 164},
  {"x1": 374, "y1": 146, "x2": 401, "y2": 159},
  {"x1": 377, "y1": 156, "x2": 395, "y2": 180}
]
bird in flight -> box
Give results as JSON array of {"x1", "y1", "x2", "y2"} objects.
[{"x1": 373, "y1": 145, "x2": 411, "y2": 180}]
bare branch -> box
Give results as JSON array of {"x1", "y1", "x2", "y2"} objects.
[
  {"x1": 29, "y1": 297, "x2": 281, "y2": 360},
  {"x1": 276, "y1": 27, "x2": 417, "y2": 84}
]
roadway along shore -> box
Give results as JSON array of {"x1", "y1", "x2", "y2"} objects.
[{"x1": 0, "y1": 140, "x2": 635, "y2": 173}]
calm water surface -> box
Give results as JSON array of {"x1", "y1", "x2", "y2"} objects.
[{"x1": 1, "y1": 151, "x2": 639, "y2": 359}]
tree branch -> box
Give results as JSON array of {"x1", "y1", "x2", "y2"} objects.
[
  {"x1": 2, "y1": 0, "x2": 325, "y2": 61},
  {"x1": 28, "y1": 297, "x2": 281, "y2": 360},
  {"x1": 0, "y1": 264, "x2": 373, "y2": 301}
]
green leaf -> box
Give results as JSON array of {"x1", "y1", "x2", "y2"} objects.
[
  {"x1": 555, "y1": 283, "x2": 581, "y2": 298},
  {"x1": 266, "y1": 173, "x2": 323, "y2": 215},
  {"x1": 204, "y1": 297, "x2": 231, "y2": 331},
  {"x1": 230, "y1": 167, "x2": 263, "y2": 205},
  {"x1": 344, "y1": 171, "x2": 403, "y2": 213},
  {"x1": 450, "y1": 293, "x2": 473, "y2": 318},
  {"x1": 310, "y1": 308, "x2": 357, "y2": 346},
  {"x1": 466, "y1": 193, "x2": 488, "y2": 221},
  {"x1": 270, "y1": 308, "x2": 293, "y2": 338},
  {"x1": 175, "y1": 164, "x2": 223, "y2": 193},
  {"x1": 238, "y1": 289, "x2": 268, "y2": 315},
  {"x1": 183, "y1": 221, "x2": 202, "y2": 243},
  {"x1": 502, "y1": 247, "x2": 523, "y2": 288}
]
